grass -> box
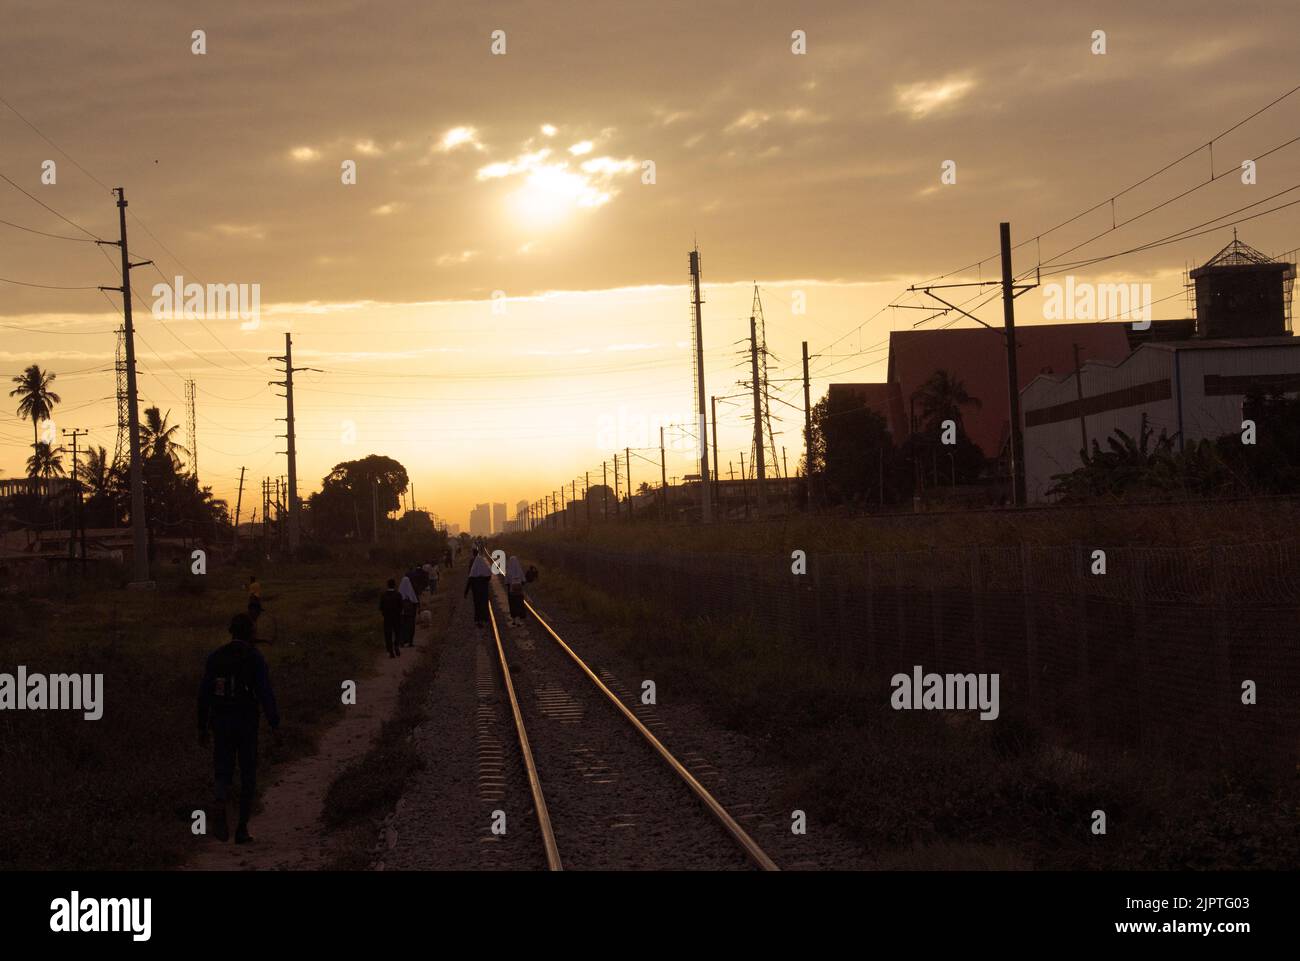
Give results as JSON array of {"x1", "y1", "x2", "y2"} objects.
[
  {"x1": 512, "y1": 495, "x2": 1300, "y2": 555},
  {"x1": 0, "y1": 549, "x2": 408, "y2": 870},
  {"x1": 525, "y1": 563, "x2": 1299, "y2": 870},
  {"x1": 320, "y1": 592, "x2": 455, "y2": 870}
]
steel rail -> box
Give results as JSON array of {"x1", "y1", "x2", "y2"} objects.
[
  {"x1": 519, "y1": 596, "x2": 780, "y2": 872},
  {"x1": 488, "y1": 602, "x2": 563, "y2": 870}
]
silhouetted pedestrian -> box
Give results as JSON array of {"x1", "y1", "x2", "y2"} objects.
[
  {"x1": 506, "y1": 555, "x2": 526, "y2": 626},
  {"x1": 198, "y1": 613, "x2": 279, "y2": 844},
  {"x1": 246, "y1": 574, "x2": 263, "y2": 622},
  {"x1": 465, "y1": 553, "x2": 492, "y2": 628},
  {"x1": 398, "y1": 572, "x2": 419, "y2": 647},
  {"x1": 379, "y1": 578, "x2": 402, "y2": 658}
]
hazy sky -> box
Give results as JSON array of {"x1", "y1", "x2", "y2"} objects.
[{"x1": 3, "y1": 0, "x2": 1298, "y2": 526}]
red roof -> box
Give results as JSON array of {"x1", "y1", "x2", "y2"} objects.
[{"x1": 882, "y1": 322, "x2": 1133, "y2": 455}]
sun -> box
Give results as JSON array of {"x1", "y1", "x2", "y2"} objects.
[{"x1": 509, "y1": 164, "x2": 609, "y2": 229}]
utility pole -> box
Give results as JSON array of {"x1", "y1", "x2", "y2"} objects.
[
  {"x1": 183, "y1": 378, "x2": 199, "y2": 483},
  {"x1": 602, "y1": 461, "x2": 609, "y2": 521},
  {"x1": 659, "y1": 428, "x2": 668, "y2": 520},
  {"x1": 802, "y1": 340, "x2": 812, "y2": 507},
  {"x1": 1072, "y1": 342, "x2": 1089, "y2": 456},
  {"x1": 62, "y1": 427, "x2": 88, "y2": 567},
  {"x1": 749, "y1": 315, "x2": 766, "y2": 513},
  {"x1": 585, "y1": 472, "x2": 591, "y2": 524},
  {"x1": 233, "y1": 466, "x2": 246, "y2": 549},
  {"x1": 689, "y1": 247, "x2": 712, "y2": 522},
  {"x1": 271, "y1": 333, "x2": 316, "y2": 554},
  {"x1": 710, "y1": 396, "x2": 719, "y2": 513},
  {"x1": 613, "y1": 455, "x2": 620, "y2": 513},
  {"x1": 625, "y1": 446, "x2": 632, "y2": 519},
  {"x1": 1000, "y1": 222, "x2": 1026, "y2": 506},
  {"x1": 97, "y1": 188, "x2": 153, "y2": 586}
]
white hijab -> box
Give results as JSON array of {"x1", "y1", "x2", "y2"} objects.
[
  {"x1": 507, "y1": 556, "x2": 524, "y2": 584},
  {"x1": 469, "y1": 555, "x2": 492, "y2": 577}
]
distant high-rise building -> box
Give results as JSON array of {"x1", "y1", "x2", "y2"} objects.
[
  {"x1": 469, "y1": 503, "x2": 491, "y2": 536},
  {"x1": 492, "y1": 502, "x2": 507, "y2": 534},
  {"x1": 515, "y1": 499, "x2": 529, "y2": 522}
]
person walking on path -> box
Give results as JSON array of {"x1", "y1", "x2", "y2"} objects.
[
  {"x1": 465, "y1": 552, "x2": 492, "y2": 628},
  {"x1": 379, "y1": 578, "x2": 403, "y2": 658},
  {"x1": 246, "y1": 575, "x2": 263, "y2": 623},
  {"x1": 398, "y1": 571, "x2": 419, "y2": 647},
  {"x1": 506, "y1": 555, "x2": 527, "y2": 627},
  {"x1": 197, "y1": 613, "x2": 280, "y2": 844}
]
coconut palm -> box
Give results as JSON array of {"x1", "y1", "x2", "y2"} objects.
[
  {"x1": 9, "y1": 364, "x2": 61, "y2": 450},
  {"x1": 25, "y1": 441, "x2": 66, "y2": 494},
  {"x1": 75, "y1": 445, "x2": 113, "y2": 497},
  {"x1": 139, "y1": 406, "x2": 189, "y2": 468},
  {"x1": 914, "y1": 369, "x2": 981, "y2": 432}
]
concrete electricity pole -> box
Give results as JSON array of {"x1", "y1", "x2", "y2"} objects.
[
  {"x1": 62, "y1": 427, "x2": 88, "y2": 564},
  {"x1": 233, "y1": 466, "x2": 246, "y2": 549},
  {"x1": 659, "y1": 428, "x2": 668, "y2": 520},
  {"x1": 689, "y1": 247, "x2": 712, "y2": 522},
  {"x1": 97, "y1": 188, "x2": 153, "y2": 586},
  {"x1": 749, "y1": 315, "x2": 766, "y2": 512},
  {"x1": 271, "y1": 333, "x2": 318, "y2": 554},
  {"x1": 999, "y1": 222, "x2": 1027, "y2": 506}
]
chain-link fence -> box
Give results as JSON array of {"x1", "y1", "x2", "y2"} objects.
[{"x1": 526, "y1": 540, "x2": 1300, "y2": 770}]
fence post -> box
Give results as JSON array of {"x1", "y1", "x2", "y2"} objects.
[
  {"x1": 929, "y1": 546, "x2": 942, "y2": 666},
  {"x1": 895, "y1": 551, "x2": 907, "y2": 662},
  {"x1": 1021, "y1": 543, "x2": 1039, "y2": 724},
  {"x1": 865, "y1": 551, "x2": 875, "y2": 675},
  {"x1": 970, "y1": 547, "x2": 983, "y2": 675},
  {"x1": 1132, "y1": 551, "x2": 1148, "y2": 753},
  {"x1": 1209, "y1": 545, "x2": 1228, "y2": 758},
  {"x1": 1072, "y1": 542, "x2": 1092, "y2": 746}
]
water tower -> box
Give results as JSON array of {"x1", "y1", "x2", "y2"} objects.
[{"x1": 1189, "y1": 233, "x2": 1294, "y2": 339}]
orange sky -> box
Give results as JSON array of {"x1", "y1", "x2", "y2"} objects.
[{"x1": 3, "y1": 1, "x2": 1298, "y2": 527}]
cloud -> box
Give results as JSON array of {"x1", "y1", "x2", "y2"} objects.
[
  {"x1": 540, "y1": 124, "x2": 557, "y2": 136},
  {"x1": 894, "y1": 76, "x2": 975, "y2": 118},
  {"x1": 569, "y1": 140, "x2": 594, "y2": 155},
  {"x1": 289, "y1": 146, "x2": 320, "y2": 162},
  {"x1": 354, "y1": 139, "x2": 383, "y2": 156},
  {"x1": 213, "y1": 223, "x2": 266, "y2": 240},
  {"x1": 727, "y1": 109, "x2": 771, "y2": 132},
  {"x1": 436, "y1": 250, "x2": 478, "y2": 267},
  {"x1": 371, "y1": 202, "x2": 402, "y2": 216},
  {"x1": 437, "y1": 126, "x2": 483, "y2": 152}
]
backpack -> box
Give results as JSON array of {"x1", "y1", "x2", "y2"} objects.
[{"x1": 210, "y1": 642, "x2": 258, "y2": 706}]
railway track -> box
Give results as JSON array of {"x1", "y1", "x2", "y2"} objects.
[{"x1": 486, "y1": 585, "x2": 779, "y2": 871}]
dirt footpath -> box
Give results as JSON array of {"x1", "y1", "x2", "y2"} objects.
[{"x1": 185, "y1": 620, "x2": 434, "y2": 871}]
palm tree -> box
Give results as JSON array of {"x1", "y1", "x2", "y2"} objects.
[
  {"x1": 9, "y1": 364, "x2": 61, "y2": 450},
  {"x1": 139, "y1": 406, "x2": 189, "y2": 468},
  {"x1": 76, "y1": 445, "x2": 113, "y2": 498},
  {"x1": 26, "y1": 441, "x2": 66, "y2": 494},
  {"x1": 914, "y1": 369, "x2": 981, "y2": 432}
]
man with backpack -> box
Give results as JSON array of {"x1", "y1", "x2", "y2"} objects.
[{"x1": 197, "y1": 613, "x2": 280, "y2": 844}]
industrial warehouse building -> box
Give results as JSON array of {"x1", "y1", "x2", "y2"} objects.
[{"x1": 1021, "y1": 237, "x2": 1299, "y2": 501}]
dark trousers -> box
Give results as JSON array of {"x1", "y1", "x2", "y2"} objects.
[
  {"x1": 469, "y1": 579, "x2": 490, "y2": 624},
  {"x1": 382, "y1": 618, "x2": 401, "y2": 655},
  {"x1": 508, "y1": 587, "x2": 526, "y2": 620},
  {"x1": 212, "y1": 718, "x2": 259, "y2": 827},
  {"x1": 400, "y1": 610, "x2": 416, "y2": 647}
]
